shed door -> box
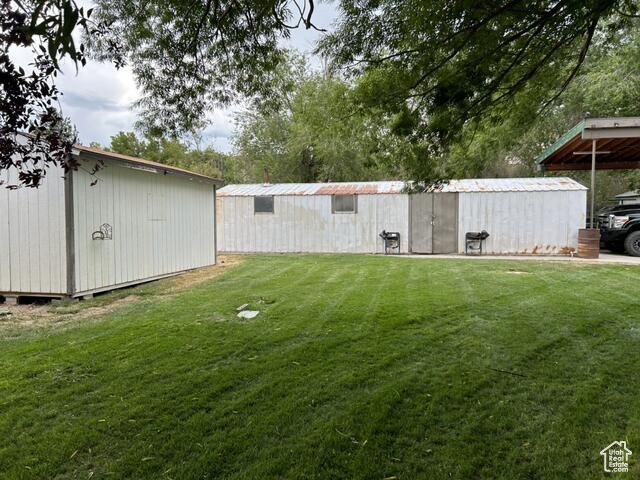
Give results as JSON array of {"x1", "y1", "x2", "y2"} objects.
[
  {"x1": 410, "y1": 193, "x2": 433, "y2": 253},
  {"x1": 410, "y1": 193, "x2": 458, "y2": 253},
  {"x1": 433, "y1": 193, "x2": 458, "y2": 253}
]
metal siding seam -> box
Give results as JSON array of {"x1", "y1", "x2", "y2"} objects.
[
  {"x1": 65, "y1": 170, "x2": 75, "y2": 295},
  {"x1": 213, "y1": 185, "x2": 217, "y2": 264},
  {"x1": 3, "y1": 170, "x2": 12, "y2": 291}
]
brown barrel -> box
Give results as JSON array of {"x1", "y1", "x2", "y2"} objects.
[{"x1": 578, "y1": 228, "x2": 600, "y2": 259}]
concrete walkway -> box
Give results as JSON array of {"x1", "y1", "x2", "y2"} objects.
[{"x1": 398, "y1": 252, "x2": 640, "y2": 266}]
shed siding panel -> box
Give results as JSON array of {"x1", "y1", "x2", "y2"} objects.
[
  {"x1": 0, "y1": 166, "x2": 67, "y2": 295},
  {"x1": 73, "y1": 162, "x2": 215, "y2": 294},
  {"x1": 457, "y1": 190, "x2": 586, "y2": 254},
  {"x1": 0, "y1": 172, "x2": 10, "y2": 291},
  {"x1": 217, "y1": 194, "x2": 409, "y2": 254}
]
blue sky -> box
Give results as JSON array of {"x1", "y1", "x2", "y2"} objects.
[{"x1": 45, "y1": 2, "x2": 338, "y2": 153}]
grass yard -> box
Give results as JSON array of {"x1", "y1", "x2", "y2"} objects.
[{"x1": 1, "y1": 255, "x2": 639, "y2": 479}]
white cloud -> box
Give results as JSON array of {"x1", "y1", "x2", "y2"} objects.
[{"x1": 56, "y1": 62, "x2": 139, "y2": 147}]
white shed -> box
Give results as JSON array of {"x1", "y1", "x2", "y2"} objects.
[
  {"x1": 441, "y1": 178, "x2": 587, "y2": 255},
  {"x1": 217, "y1": 182, "x2": 409, "y2": 253},
  {"x1": 1, "y1": 145, "x2": 221, "y2": 302},
  {"x1": 216, "y1": 177, "x2": 587, "y2": 255}
]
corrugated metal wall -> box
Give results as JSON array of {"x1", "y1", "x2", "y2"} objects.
[
  {"x1": 0, "y1": 166, "x2": 68, "y2": 295},
  {"x1": 457, "y1": 190, "x2": 587, "y2": 254},
  {"x1": 217, "y1": 194, "x2": 409, "y2": 253},
  {"x1": 73, "y1": 161, "x2": 216, "y2": 294}
]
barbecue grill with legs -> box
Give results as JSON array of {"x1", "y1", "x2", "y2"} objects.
[
  {"x1": 379, "y1": 230, "x2": 401, "y2": 254},
  {"x1": 465, "y1": 230, "x2": 490, "y2": 255}
]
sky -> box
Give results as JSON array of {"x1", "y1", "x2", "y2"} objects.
[{"x1": 29, "y1": 2, "x2": 338, "y2": 153}]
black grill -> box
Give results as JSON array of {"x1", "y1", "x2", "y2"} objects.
[
  {"x1": 379, "y1": 230, "x2": 401, "y2": 254},
  {"x1": 465, "y1": 230, "x2": 490, "y2": 255}
]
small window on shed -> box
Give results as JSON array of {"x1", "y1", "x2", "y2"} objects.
[
  {"x1": 332, "y1": 194, "x2": 357, "y2": 213},
  {"x1": 254, "y1": 195, "x2": 274, "y2": 214}
]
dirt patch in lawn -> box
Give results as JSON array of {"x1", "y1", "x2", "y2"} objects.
[
  {"x1": 0, "y1": 295, "x2": 142, "y2": 330},
  {"x1": 161, "y1": 255, "x2": 242, "y2": 294},
  {"x1": 504, "y1": 269, "x2": 531, "y2": 275},
  {"x1": 0, "y1": 255, "x2": 242, "y2": 333}
]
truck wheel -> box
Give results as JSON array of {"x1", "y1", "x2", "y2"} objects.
[
  {"x1": 605, "y1": 241, "x2": 626, "y2": 254},
  {"x1": 624, "y1": 231, "x2": 640, "y2": 256}
]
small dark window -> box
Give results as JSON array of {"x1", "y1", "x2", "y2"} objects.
[
  {"x1": 332, "y1": 194, "x2": 357, "y2": 213},
  {"x1": 254, "y1": 196, "x2": 274, "y2": 214}
]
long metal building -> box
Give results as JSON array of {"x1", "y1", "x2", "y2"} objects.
[
  {"x1": 1, "y1": 145, "x2": 221, "y2": 301},
  {"x1": 216, "y1": 178, "x2": 587, "y2": 255}
]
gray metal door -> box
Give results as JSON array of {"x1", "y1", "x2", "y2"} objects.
[
  {"x1": 410, "y1": 193, "x2": 458, "y2": 253},
  {"x1": 410, "y1": 193, "x2": 433, "y2": 253},
  {"x1": 433, "y1": 193, "x2": 458, "y2": 253}
]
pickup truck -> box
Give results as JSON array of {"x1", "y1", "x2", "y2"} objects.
[{"x1": 598, "y1": 204, "x2": 640, "y2": 256}]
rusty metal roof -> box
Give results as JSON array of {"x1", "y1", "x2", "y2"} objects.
[
  {"x1": 432, "y1": 177, "x2": 587, "y2": 192},
  {"x1": 217, "y1": 181, "x2": 406, "y2": 196},
  {"x1": 218, "y1": 177, "x2": 585, "y2": 196}
]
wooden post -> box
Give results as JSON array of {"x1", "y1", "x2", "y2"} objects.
[{"x1": 591, "y1": 139, "x2": 596, "y2": 228}]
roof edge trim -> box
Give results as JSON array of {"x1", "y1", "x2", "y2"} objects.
[
  {"x1": 74, "y1": 146, "x2": 223, "y2": 185},
  {"x1": 535, "y1": 120, "x2": 584, "y2": 165}
]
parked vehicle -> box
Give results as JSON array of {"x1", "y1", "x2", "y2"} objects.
[{"x1": 598, "y1": 204, "x2": 640, "y2": 256}]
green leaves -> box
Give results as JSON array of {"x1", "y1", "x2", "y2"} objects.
[
  {"x1": 105, "y1": 131, "x2": 231, "y2": 180},
  {"x1": 1, "y1": 1, "x2": 89, "y2": 188},
  {"x1": 319, "y1": 0, "x2": 626, "y2": 181}
]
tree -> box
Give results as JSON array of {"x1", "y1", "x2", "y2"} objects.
[
  {"x1": 443, "y1": 21, "x2": 640, "y2": 206},
  {"x1": 319, "y1": 0, "x2": 640, "y2": 182},
  {"x1": 232, "y1": 58, "x2": 409, "y2": 183},
  {"x1": 1, "y1": 0, "x2": 96, "y2": 187},
  {"x1": 104, "y1": 131, "x2": 235, "y2": 181},
  {"x1": 5, "y1": 0, "x2": 640, "y2": 186},
  {"x1": 87, "y1": 0, "x2": 327, "y2": 136},
  {"x1": 1, "y1": 0, "x2": 322, "y2": 187},
  {"x1": 108, "y1": 132, "x2": 146, "y2": 158}
]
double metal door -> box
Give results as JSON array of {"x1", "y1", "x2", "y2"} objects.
[{"x1": 410, "y1": 193, "x2": 458, "y2": 253}]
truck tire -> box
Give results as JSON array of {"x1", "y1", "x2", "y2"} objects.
[{"x1": 624, "y1": 231, "x2": 640, "y2": 256}]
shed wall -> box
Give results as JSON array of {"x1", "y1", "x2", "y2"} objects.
[
  {"x1": 217, "y1": 194, "x2": 409, "y2": 253},
  {"x1": 73, "y1": 161, "x2": 216, "y2": 295},
  {"x1": 0, "y1": 166, "x2": 68, "y2": 295},
  {"x1": 457, "y1": 190, "x2": 587, "y2": 254}
]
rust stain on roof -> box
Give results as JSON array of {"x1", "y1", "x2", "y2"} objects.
[
  {"x1": 218, "y1": 177, "x2": 586, "y2": 196},
  {"x1": 316, "y1": 184, "x2": 380, "y2": 194},
  {"x1": 218, "y1": 181, "x2": 406, "y2": 197}
]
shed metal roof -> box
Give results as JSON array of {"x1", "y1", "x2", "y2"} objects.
[
  {"x1": 615, "y1": 190, "x2": 640, "y2": 199},
  {"x1": 217, "y1": 181, "x2": 406, "y2": 196},
  {"x1": 433, "y1": 177, "x2": 586, "y2": 192},
  {"x1": 218, "y1": 177, "x2": 585, "y2": 196},
  {"x1": 74, "y1": 145, "x2": 223, "y2": 185}
]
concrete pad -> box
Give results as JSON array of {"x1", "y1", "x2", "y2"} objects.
[
  {"x1": 397, "y1": 252, "x2": 640, "y2": 266},
  {"x1": 4, "y1": 296, "x2": 18, "y2": 305}
]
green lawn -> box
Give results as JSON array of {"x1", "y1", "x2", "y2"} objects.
[{"x1": 1, "y1": 255, "x2": 639, "y2": 479}]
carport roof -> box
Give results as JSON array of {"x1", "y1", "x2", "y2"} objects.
[{"x1": 536, "y1": 117, "x2": 640, "y2": 171}]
